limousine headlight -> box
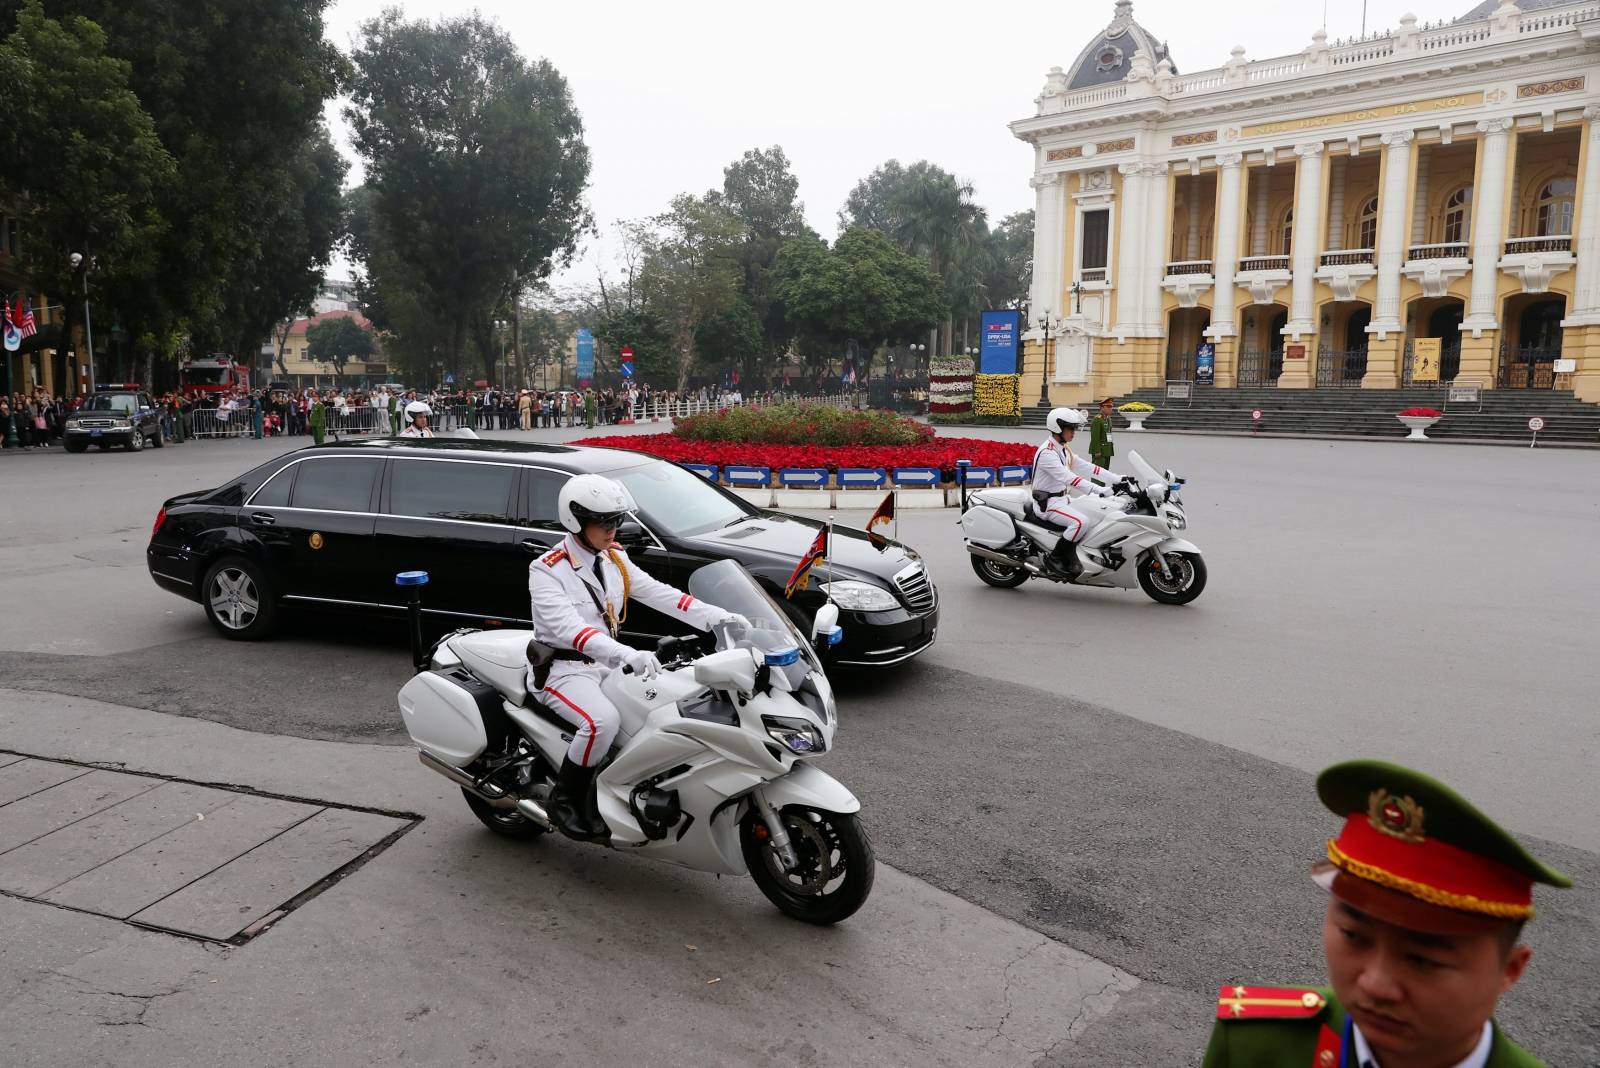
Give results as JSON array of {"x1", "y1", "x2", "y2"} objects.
[{"x1": 818, "y1": 581, "x2": 898, "y2": 612}]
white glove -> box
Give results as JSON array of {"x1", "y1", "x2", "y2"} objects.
[
  {"x1": 713, "y1": 611, "x2": 752, "y2": 632},
  {"x1": 620, "y1": 649, "x2": 662, "y2": 679},
  {"x1": 1091, "y1": 484, "x2": 1115, "y2": 498}
]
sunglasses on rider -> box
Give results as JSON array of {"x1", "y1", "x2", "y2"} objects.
[{"x1": 589, "y1": 514, "x2": 625, "y2": 531}]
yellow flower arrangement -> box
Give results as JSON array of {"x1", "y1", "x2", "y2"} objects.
[{"x1": 973, "y1": 374, "x2": 1021, "y2": 418}]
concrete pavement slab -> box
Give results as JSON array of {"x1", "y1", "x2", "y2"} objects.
[
  {"x1": 0, "y1": 753, "x2": 26, "y2": 769},
  {"x1": 0, "y1": 782, "x2": 246, "y2": 898},
  {"x1": 0, "y1": 769, "x2": 161, "y2": 854},
  {"x1": 131, "y1": 806, "x2": 410, "y2": 940},
  {"x1": 0, "y1": 758, "x2": 92, "y2": 806},
  {"x1": 42, "y1": 793, "x2": 320, "y2": 919},
  {"x1": 0, "y1": 688, "x2": 1138, "y2": 1066}
]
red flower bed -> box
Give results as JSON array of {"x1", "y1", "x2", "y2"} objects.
[
  {"x1": 578, "y1": 432, "x2": 1033, "y2": 478},
  {"x1": 1398, "y1": 407, "x2": 1443, "y2": 418}
]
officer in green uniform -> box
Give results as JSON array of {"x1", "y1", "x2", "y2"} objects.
[
  {"x1": 583, "y1": 387, "x2": 596, "y2": 429},
  {"x1": 1089, "y1": 397, "x2": 1115, "y2": 470},
  {"x1": 1202, "y1": 760, "x2": 1569, "y2": 1068},
  {"x1": 309, "y1": 393, "x2": 326, "y2": 445}
]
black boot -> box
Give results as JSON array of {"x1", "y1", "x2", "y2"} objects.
[
  {"x1": 1050, "y1": 539, "x2": 1083, "y2": 580},
  {"x1": 550, "y1": 757, "x2": 609, "y2": 841}
]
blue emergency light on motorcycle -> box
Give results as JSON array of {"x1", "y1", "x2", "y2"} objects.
[
  {"x1": 764, "y1": 646, "x2": 802, "y2": 667},
  {"x1": 826, "y1": 626, "x2": 843, "y2": 647},
  {"x1": 395, "y1": 571, "x2": 430, "y2": 587}
]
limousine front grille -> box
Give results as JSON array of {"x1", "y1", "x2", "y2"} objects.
[{"x1": 893, "y1": 563, "x2": 936, "y2": 614}]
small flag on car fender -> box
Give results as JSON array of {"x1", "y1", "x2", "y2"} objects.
[
  {"x1": 784, "y1": 525, "x2": 829, "y2": 598},
  {"x1": 866, "y1": 490, "x2": 894, "y2": 550}
]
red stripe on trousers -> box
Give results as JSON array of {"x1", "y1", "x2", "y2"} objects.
[
  {"x1": 1046, "y1": 509, "x2": 1084, "y2": 539},
  {"x1": 544, "y1": 686, "x2": 599, "y2": 765}
]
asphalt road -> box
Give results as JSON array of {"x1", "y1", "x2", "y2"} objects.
[{"x1": 1, "y1": 425, "x2": 1595, "y2": 1066}]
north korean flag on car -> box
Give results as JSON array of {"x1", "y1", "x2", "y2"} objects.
[
  {"x1": 784, "y1": 525, "x2": 829, "y2": 599},
  {"x1": 865, "y1": 490, "x2": 894, "y2": 550}
]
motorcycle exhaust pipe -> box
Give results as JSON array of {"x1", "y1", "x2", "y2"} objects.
[
  {"x1": 966, "y1": 543, "x2": 1042, "y2": 575},
  {"x1": 418, "y1": 750, "x2": 555, "y2": 831}
]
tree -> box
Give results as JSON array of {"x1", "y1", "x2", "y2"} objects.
[
  {"x1": 983, "y1": 210, "x2": 1034, "y2": 312},
  {"x1": 772, "y1": 227, "x2": 946, "y2": 376},
  {"x1": 0, "y1": 2, "x2": 174, "y2": 391},
  {"x1": 635, "y1": 195, "x2": 747, "y2": 391},
  {"x1": 305, "y1": 316, "x2": 374, "y2": 379},
  {"x1": 0, "y1": 0, "x2": 348, "y2": 379},
  {"x1": 345, "y1": 10, "x2": 591, "y2": 380}
]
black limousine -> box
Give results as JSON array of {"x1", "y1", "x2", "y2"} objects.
[{"x1": 146, "y1": 438, "x2": 937, "y2": 669}]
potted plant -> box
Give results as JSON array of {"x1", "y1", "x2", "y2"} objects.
[
  {"x1": 1396, "y1": 406, "x2": 1443, "y2": 441},
  {"x1": 1118, "y1": 401, "x2": 1155, "y2": 431}
]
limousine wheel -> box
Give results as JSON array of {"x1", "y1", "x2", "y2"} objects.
[{"x1": 202, "y1": 556, "x2": 278, "y2": 640}]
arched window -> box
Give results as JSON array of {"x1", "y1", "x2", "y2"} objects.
[
  {"x1": 1536, "y1": 178, "x2": 1576, "y2": 236},
  {"x1": 1280, "y1": 208, "x2": 1294, "y2": 255},
  {"x1": 1442, "y1": 186, "x2": 1472, "y2": 244},
  {"x1": 1356, "y1": 198, "x2": 1378, "y2": 249}
]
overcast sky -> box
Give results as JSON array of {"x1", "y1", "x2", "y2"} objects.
[{"x1": 321, "y1": 0, "x2": 1468, "y2": 288}]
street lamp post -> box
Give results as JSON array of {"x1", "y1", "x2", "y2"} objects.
[
  {"x1": 1035, "y1": 310, "x2": 1057, "y2": 407},
  {"x1": 69, "y1": 252, "x2": 95, "y2": 392},
  {"x1": 492, "y1": 319, "x2": 510, "y2": 390}
]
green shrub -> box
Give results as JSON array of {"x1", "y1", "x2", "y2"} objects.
[{"x1": 673, "y1": 403, "x2": 932, "y2": 446}]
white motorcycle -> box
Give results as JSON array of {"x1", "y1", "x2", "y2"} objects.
[
  {"x1": 959, "y1": 450, "x2": 1207, "y2": 605},
  {"x1": 395, "y1": 559, "x2": 874, "y2": 925}
]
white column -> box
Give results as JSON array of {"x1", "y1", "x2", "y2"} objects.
[
  {"x1": 1371, "y1": 130, "x2": 1414, "y2": 333},
  {"x1": 1562, "y1": 109, "x2": 1600, "y2": 323},
  {"x1": 1114, "y1": 163, "x2": 1146, "y2": 335},
  {"x1": 1287, "y1": 143, "x2": 1325, "y2": 335},
  {"x1": 1466, "y1": 119, "x2": 1512, "y2": 331},
  {"x1": 1326, "y1": 156, "x2": 1348, "y2": 252},
  {"x1": 1251, "y1": 169, "x2": 1270, "y2": 256},
  {"x1": 1028, "y1": 172, "x2": 1065, "y2": 324},
  {"x1": 1141, "y1": 162, "x2": 1171, "y2": 330},
  {"x1": 1208, "y1": 153, "x2": 1244, "y2": 337}
]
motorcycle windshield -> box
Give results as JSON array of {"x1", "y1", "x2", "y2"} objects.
[
  {"x1": 687, "y1": 559, "x2": 819, "y2": 679},
  {"x1": 1127, "y1": 451, "x2": 1162, "y2": 486}
]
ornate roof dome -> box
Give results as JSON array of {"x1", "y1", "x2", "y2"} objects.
[
  {"x1": 1456, "y1": 0, "x2": 1566, "y2": 20},
  {"x1": 1064, "y1": 0, "x2": 1175, "y2": 90}
]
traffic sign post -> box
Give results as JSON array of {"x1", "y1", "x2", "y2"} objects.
[
  {"x1": 1251, "y1": 408, "x2": 1263, "y2": 434},
  {"x1": 1528, "y1": 415, "x2": 1544, "y2": 448}
]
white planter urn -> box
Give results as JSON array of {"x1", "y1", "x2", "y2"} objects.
[
  {"x1": 1123, "y1": 411, "x2": 1151, "y2": 431},
  {"x1": 1397, "y1": 414, "x2": 1440, "y2": 441}
]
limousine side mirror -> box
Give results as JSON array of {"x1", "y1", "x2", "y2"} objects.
[{"x1": 615, "y1": 519, "x2": 647, "y2": 547}]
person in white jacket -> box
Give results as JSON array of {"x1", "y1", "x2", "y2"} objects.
[
  {"x1": 526, "y1": 474, "x2": 743, "y2": 839},
  {"x1": 1032, "y1": 407, "x2": 1125, "y2": 578}
]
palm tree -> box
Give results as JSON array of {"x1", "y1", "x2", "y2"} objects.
[{"x1": 886, "y1": 164, "x2": 988, "y2": 359}]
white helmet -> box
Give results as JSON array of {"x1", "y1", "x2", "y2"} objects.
[
  {"x1": 558, "y1": 474, "x2": 637, "y2": 534},
  {"x1": 1046, "y1": 407, "x2": 1088, "y2": 434},
  {"x1": 405, "y1": 400, "x2": 432, "y2": 418}
]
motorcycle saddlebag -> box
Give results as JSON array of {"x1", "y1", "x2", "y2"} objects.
[
  {"x1": 398, "y1": 668, "x2": 507, "y2": 769},
  {"x1": 961, "y1": 504, "x2": 1017, "y2": 549}
]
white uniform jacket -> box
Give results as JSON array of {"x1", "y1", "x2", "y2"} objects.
[
  {"x1": 399, "y1": 425, "x2": 434, "y2": 438},
  {"x1": 1032, "y1": 438, "x2": 1112, "y2": 500},
  {"x1": 528, "y1": 534, "x2": 724, "y2": 669}
]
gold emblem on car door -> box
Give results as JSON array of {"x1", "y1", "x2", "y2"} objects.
[{"x1": 309, "y1": 532, "x2": 325, "y2": 550}]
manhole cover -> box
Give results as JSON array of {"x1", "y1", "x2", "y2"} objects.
[{"x1": 0, "y1": 752, "x2": 420, "y2": 944}]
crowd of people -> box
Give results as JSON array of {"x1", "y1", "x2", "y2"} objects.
[{"x1": 2, "y1": 378, "x2": 853, "y2": 452}]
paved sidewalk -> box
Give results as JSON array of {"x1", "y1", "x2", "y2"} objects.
[{"x1": 0, "y1": 689, "x2": 1136, "y2": 1067}]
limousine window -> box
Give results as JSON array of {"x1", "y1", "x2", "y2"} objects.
[
  {"x1": 391, "y1": 459, "x2": 516, "y2": 523},
  {"x1": 252, "y1": 465, "x2": 296, "y2": 507},
  {"x1": 524, "y1": 468, "x2": 568, "y2": 531},
  {"x1": 614, "y1": 460, "x2": 745, "y2": 538},
  {"x1": 291, "y1": 457, "x2": 381, "y2": 512}
]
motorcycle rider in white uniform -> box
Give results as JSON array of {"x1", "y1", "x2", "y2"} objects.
[
  {"x1": 1033, "y1": 407, "x2": 1124, "y2": 578},
  {"x1": 399, "y1": 400, "x2": 435, "y2": 438},
  {"x1": 526, "y1": 474, "x2": 744, "y2": 840}
]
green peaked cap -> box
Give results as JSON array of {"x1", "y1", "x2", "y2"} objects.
[{"x1": 1317, "y1": 760, "x2": 1572, "y2": 889}]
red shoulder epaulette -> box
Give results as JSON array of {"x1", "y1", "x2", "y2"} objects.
[
  {"x1": 541, "y1": 547, "x2": 569, "y2": 568},
  {"x1": 1215, "y1": 985, "x2": 1328, "y2": 1020}
]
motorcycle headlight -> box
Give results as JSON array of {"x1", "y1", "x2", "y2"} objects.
[
  {"x1": 763, "y1": 715, "x2": 825, "y2": 754},
  {"x1": 818, "y1": 581, "x2": 899, "y2": 612},
  {"x1": 1167, "y1": 510, "x2": 1187, "y2": 530}
]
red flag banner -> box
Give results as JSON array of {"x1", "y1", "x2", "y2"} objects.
[
  {"x1": 866, "y1": 490, "x2": 894, "y2": 550},
  {"x1": 784, "y1": 525, "x2": 829, "y2": 599}
]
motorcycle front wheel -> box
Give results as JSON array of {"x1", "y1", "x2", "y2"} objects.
[
  {"x1": 1138, "y1": 551, "x2": 1207, "y2": 605},
  {"x1": 969, "y1": 553, "x2": 1029, "y2": 588},
  {"x1": 742, "y1": 807, "x2": 874, "y2": 925}
]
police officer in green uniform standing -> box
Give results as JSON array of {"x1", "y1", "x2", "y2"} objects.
[
  {"x1": 1202, "y1": 760, "x2": 1570, "y2": 1068},
  {"x1": 1089, "y1": 397, "x2": 1115, "y2": 471},
  {"x1": 309, "y1": 392, "x2": 326, "y2": 445}
]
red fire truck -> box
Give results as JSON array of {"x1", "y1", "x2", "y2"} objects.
[{"x1": 178, "y1": 354, "x2": 250, "y2": 399}]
